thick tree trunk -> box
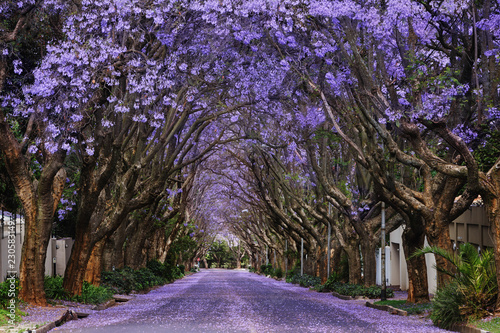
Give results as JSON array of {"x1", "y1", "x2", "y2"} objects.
[
  {"x1": 84, "y1": 238, "x2": 106, "y2": 286},
  {"x1": 402, "y1": 223, "x2": 429, "y2": 303},
  {"x1": 63, "y1": 225, "x2": 94, "y2": 295},
  {"x1": 103, "y1": 222, "x2": 128, "y2": 271},
  {"x1": 345, "y1": 240, "x2": 362, "y2": 285},
  {"x1": 360, "y1": 238, "x2": 377, "y2": 286},
  {"x1": 483, "y1": 160, "x2": 500, "y2": 311},
  {"x1": 19, "y1": 209, "x2": 52, "y2": 306},
  {"x1": 426, "y1": 222, "x2": 454, "y2": 288},
  {"x1": 124, "y1": 218, "x2": 149, "y2": 269}
]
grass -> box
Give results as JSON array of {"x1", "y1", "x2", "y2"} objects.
[
  {"x1": 470, "y1": 317, "x2": 500, "y2": 333},
  {"x1": 0, "y1": 308, "x2": 26, "y2": 325},
  {"x1": 374, "y1": 299, "x2": 433, "y2": 315}
]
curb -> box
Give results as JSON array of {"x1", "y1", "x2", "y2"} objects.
[
  {"x1": 331, "y1": 292, "x2": 368, "y2": 301},
  {"x1": 365, "y1": 301, "x2": 408, "y2": 316},
  {"x1": 451, "y1": 323, "x2": 491, "y2": 333},
  {"x1": 30, "y1": 321, "x2": 56, "y2": 333}
]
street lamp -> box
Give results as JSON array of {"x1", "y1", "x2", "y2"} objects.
[{"x1": 381, "y1": 202, "x2": 386, "y2": 301}]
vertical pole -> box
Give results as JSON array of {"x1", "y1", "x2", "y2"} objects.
[
  {"x1": 300, "y1": 237, "x2": 304, "y2": 276},
  {"x1": 327, "y1": 203, "x2": 331, "y2": 279},
  {"x1": 327, "y1": 222, "x2": 331, "y2": 279},
  {"x1": 285, "y1": 239, "x2": 288, "y2": 277},
  {"x1": 381, "y1": 202, "x2": 387, "y2": 301}
]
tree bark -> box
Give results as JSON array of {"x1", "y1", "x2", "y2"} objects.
[
  {"x1": 344, "y1": 239, "x2": 362, "y2": 285},
  {"x1": 360, "y1": 237, "x2": 377, "y2": 286},
  {"x1": 425, "y1": 220, "x2": 454, "y2": 288},
  {"x1": 402, "y1": 220, "x2": 430, "y2": 303},
  {"x1": 84, "y1": 238, "x2": 106, "y2": 286},
  {"x1": 483, "y1": 158, "x2": 500, "y2": 311}
]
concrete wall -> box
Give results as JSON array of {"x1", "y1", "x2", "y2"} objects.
[
  {"x1": 382, "y1": 206, "x2": 487, "y2": 295},
  {"x1": 0, "y1": 211, "x2": 73, "y2": 280}
]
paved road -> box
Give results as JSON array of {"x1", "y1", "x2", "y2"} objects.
[{"x1": 53, "y1": 269, "x2": 450, "y2": 333}]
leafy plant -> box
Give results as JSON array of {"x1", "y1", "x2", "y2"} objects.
[
  {"x1": 72, "y1": 282, "x2": 113, "y2": 304},
  {"x1": 0, "y1": 278, "x2": 18, "y2": 309},
  {"x1": 44, "y1": 276, "x2": 68, "y2": 300},
  {"x1": 286, "y1": 273, "x2": 322, "y2": 288},
  {"x1": 412, "y1": 243, "x2": 497, "y2": 328},
  {"x1": 329, "y1": 282, "x2": 394, "y2": 299},
  {"x1": 260, "y1": 264, "x2": 273, "y2": 276},
  {"x1": 374, "y1": 300, "x2": 433, "y2": 315}
]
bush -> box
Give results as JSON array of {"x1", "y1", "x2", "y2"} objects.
[
  {"x1": 260, "y1": 264, "x2": 273, "y2": 276},
  {"x1": 146, "y1": 259, "x2": 165, "y2": 277},
  {"x1": 286, "y1": 273, "x2": 322, "y2": 288},
  {"x1": 323, "y1": 272, "x2": 342, "y2": 291},
  {"x1": 0, "y1": 278, "x2": 18, "y2": 309},
  {"x1": 101, "y1": 266, "x2": 167, "y2": 294},
  {"x1": 178, "y1": 265, "x2": 185, "y2": 273},
  {"x1": 329, "y1": 282, "x2": 394, "y2": 299},
  {"x1": 44, "y1": 276, "x2": 68, "y2": 300},
  {"x1": 72, "y1": 282, "x2": 113, "y2": 304},
  {"x1": 430, "y1": 282, "x2": 464, "y2": 329},
  {"x1": 413, "y1": 243, "x2": 497, "y2": 328},
  {"x1": 274, "y1": 268, "x2": 284, "y2": 279}
]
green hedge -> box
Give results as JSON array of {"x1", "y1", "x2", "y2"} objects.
[
  {"x1": 286, "y1": 273, "x2": 322, "y2": 288},
  {"x1": 328, "y1": 281, "x2": 394, "y2": 299},
  {"x1": 44, "y1": 276, "x2": 113, "y2": 305}
]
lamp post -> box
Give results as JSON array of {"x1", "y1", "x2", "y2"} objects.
[
  {"x1": 300, "y1": 237, "x2": 304, "y2": 276},
  {"x1": 327, "y1": 203, "x2": 331, "y2": 278},
  {"x1": 381, "y1": 202, "x2": 387, "y2": 301}
]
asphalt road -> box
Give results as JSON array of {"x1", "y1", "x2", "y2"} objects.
[{"x1": 53, "y1": 269, "x2": 450, "y2": 333}]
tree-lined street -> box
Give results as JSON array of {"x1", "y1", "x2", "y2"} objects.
[{"x1": 55, "y1": 269, "x2": 448, "y2": 333}]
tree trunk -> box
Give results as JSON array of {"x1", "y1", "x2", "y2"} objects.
[
  {"x1": 84, "y1": 238, "x2": 106, "y2": 286},
  {"x1": 426, "y1": 222, "x2": 454, "y2": 288},
  {"x1": 344, "y1": 240, "x2": 362, "y2": 285},
  {"x1": 19, "y1": 209, "x2": 52, "y2": 306},
  {"x1": 402, "y1": 222, "x2": 430, "y2": 303},
  {"x1": 483, "y1": 160, "x2": 500, "y2": 311},
  {"x1": 124, "y1": 218, "x2": 149, "y2": 269},
  {"x1": 103, "y1": 221, "x2": 128, "y2": 271},
  {"x1": 63, "y1": 224, "x2": 94, "y2": 295},
  {"x1": 360, "y1": 238, "x2": 377, "y2": 286}
]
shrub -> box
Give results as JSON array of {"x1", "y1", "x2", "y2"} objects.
[
  {"x1": 323, "y1": 272, "x2": 342, "y2": 291},
  {"x1": 430, "y1": 282, "x2": 464, "y2": 329},
  {"x1": 164, "y1": 264, "x2": 183, "y2": 281},
  {"x1": 101, "y1": 266, "x2": 167, "y2": 294},
  {"x1": 274, "y1": 268, "x2": 284, "y2": 279},
  {"x1": 0, "y1": 278, "x2": 18, "y2": 309},
  {"x1": 178, "y1": 265, "x2": 185, "y2": 273},
  {"x1": 44, "y1": 276, "x2": 68, "y2": 300},
  {"x1": 329, "y1": 282, "x2": 394, "y2": 299},
  {"x1": 72, "y1": 282, "x2": 113, "y2": 304},
  {"x1": 260, "y1": 264, "x2": 273, "y2": 276},
  {"x1": 146, "y1": 259, "x2": 165, "y2": 277},
  {"x1": 413, "y1": 243, "x2": 497, "y2": 328},
  {"x1": 101, "y1": 267, "x2": 136, "y2": 294},
  {"x1": 286, "y1": 273, "x2": 322, "y2": 288}
]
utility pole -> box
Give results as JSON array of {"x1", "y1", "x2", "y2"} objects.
[
  {"x1": 285, "y1": 239, "x2": 288, "y2": 277},
  {"x1": 300, "y1": 237, "x2": 304, "y2": 276},
  {"x1": 327, "y1": 203, "x2": 331, "y2": 279},
  {"x1": 381, "y1": 202, "x2": 387, "y2": 301}
]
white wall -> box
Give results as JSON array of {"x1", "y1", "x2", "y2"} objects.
[{"x1": 0, "y1": 213, "x2": 73, "y2": 280}]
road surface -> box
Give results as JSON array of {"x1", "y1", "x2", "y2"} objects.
[{"x1": 53, "y1": 269, "x2": 450, "y2": 333}]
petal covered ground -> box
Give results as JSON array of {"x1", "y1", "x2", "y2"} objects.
[{"x1": 52, "y1": 269, "x2": 451, "y2": 333}]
